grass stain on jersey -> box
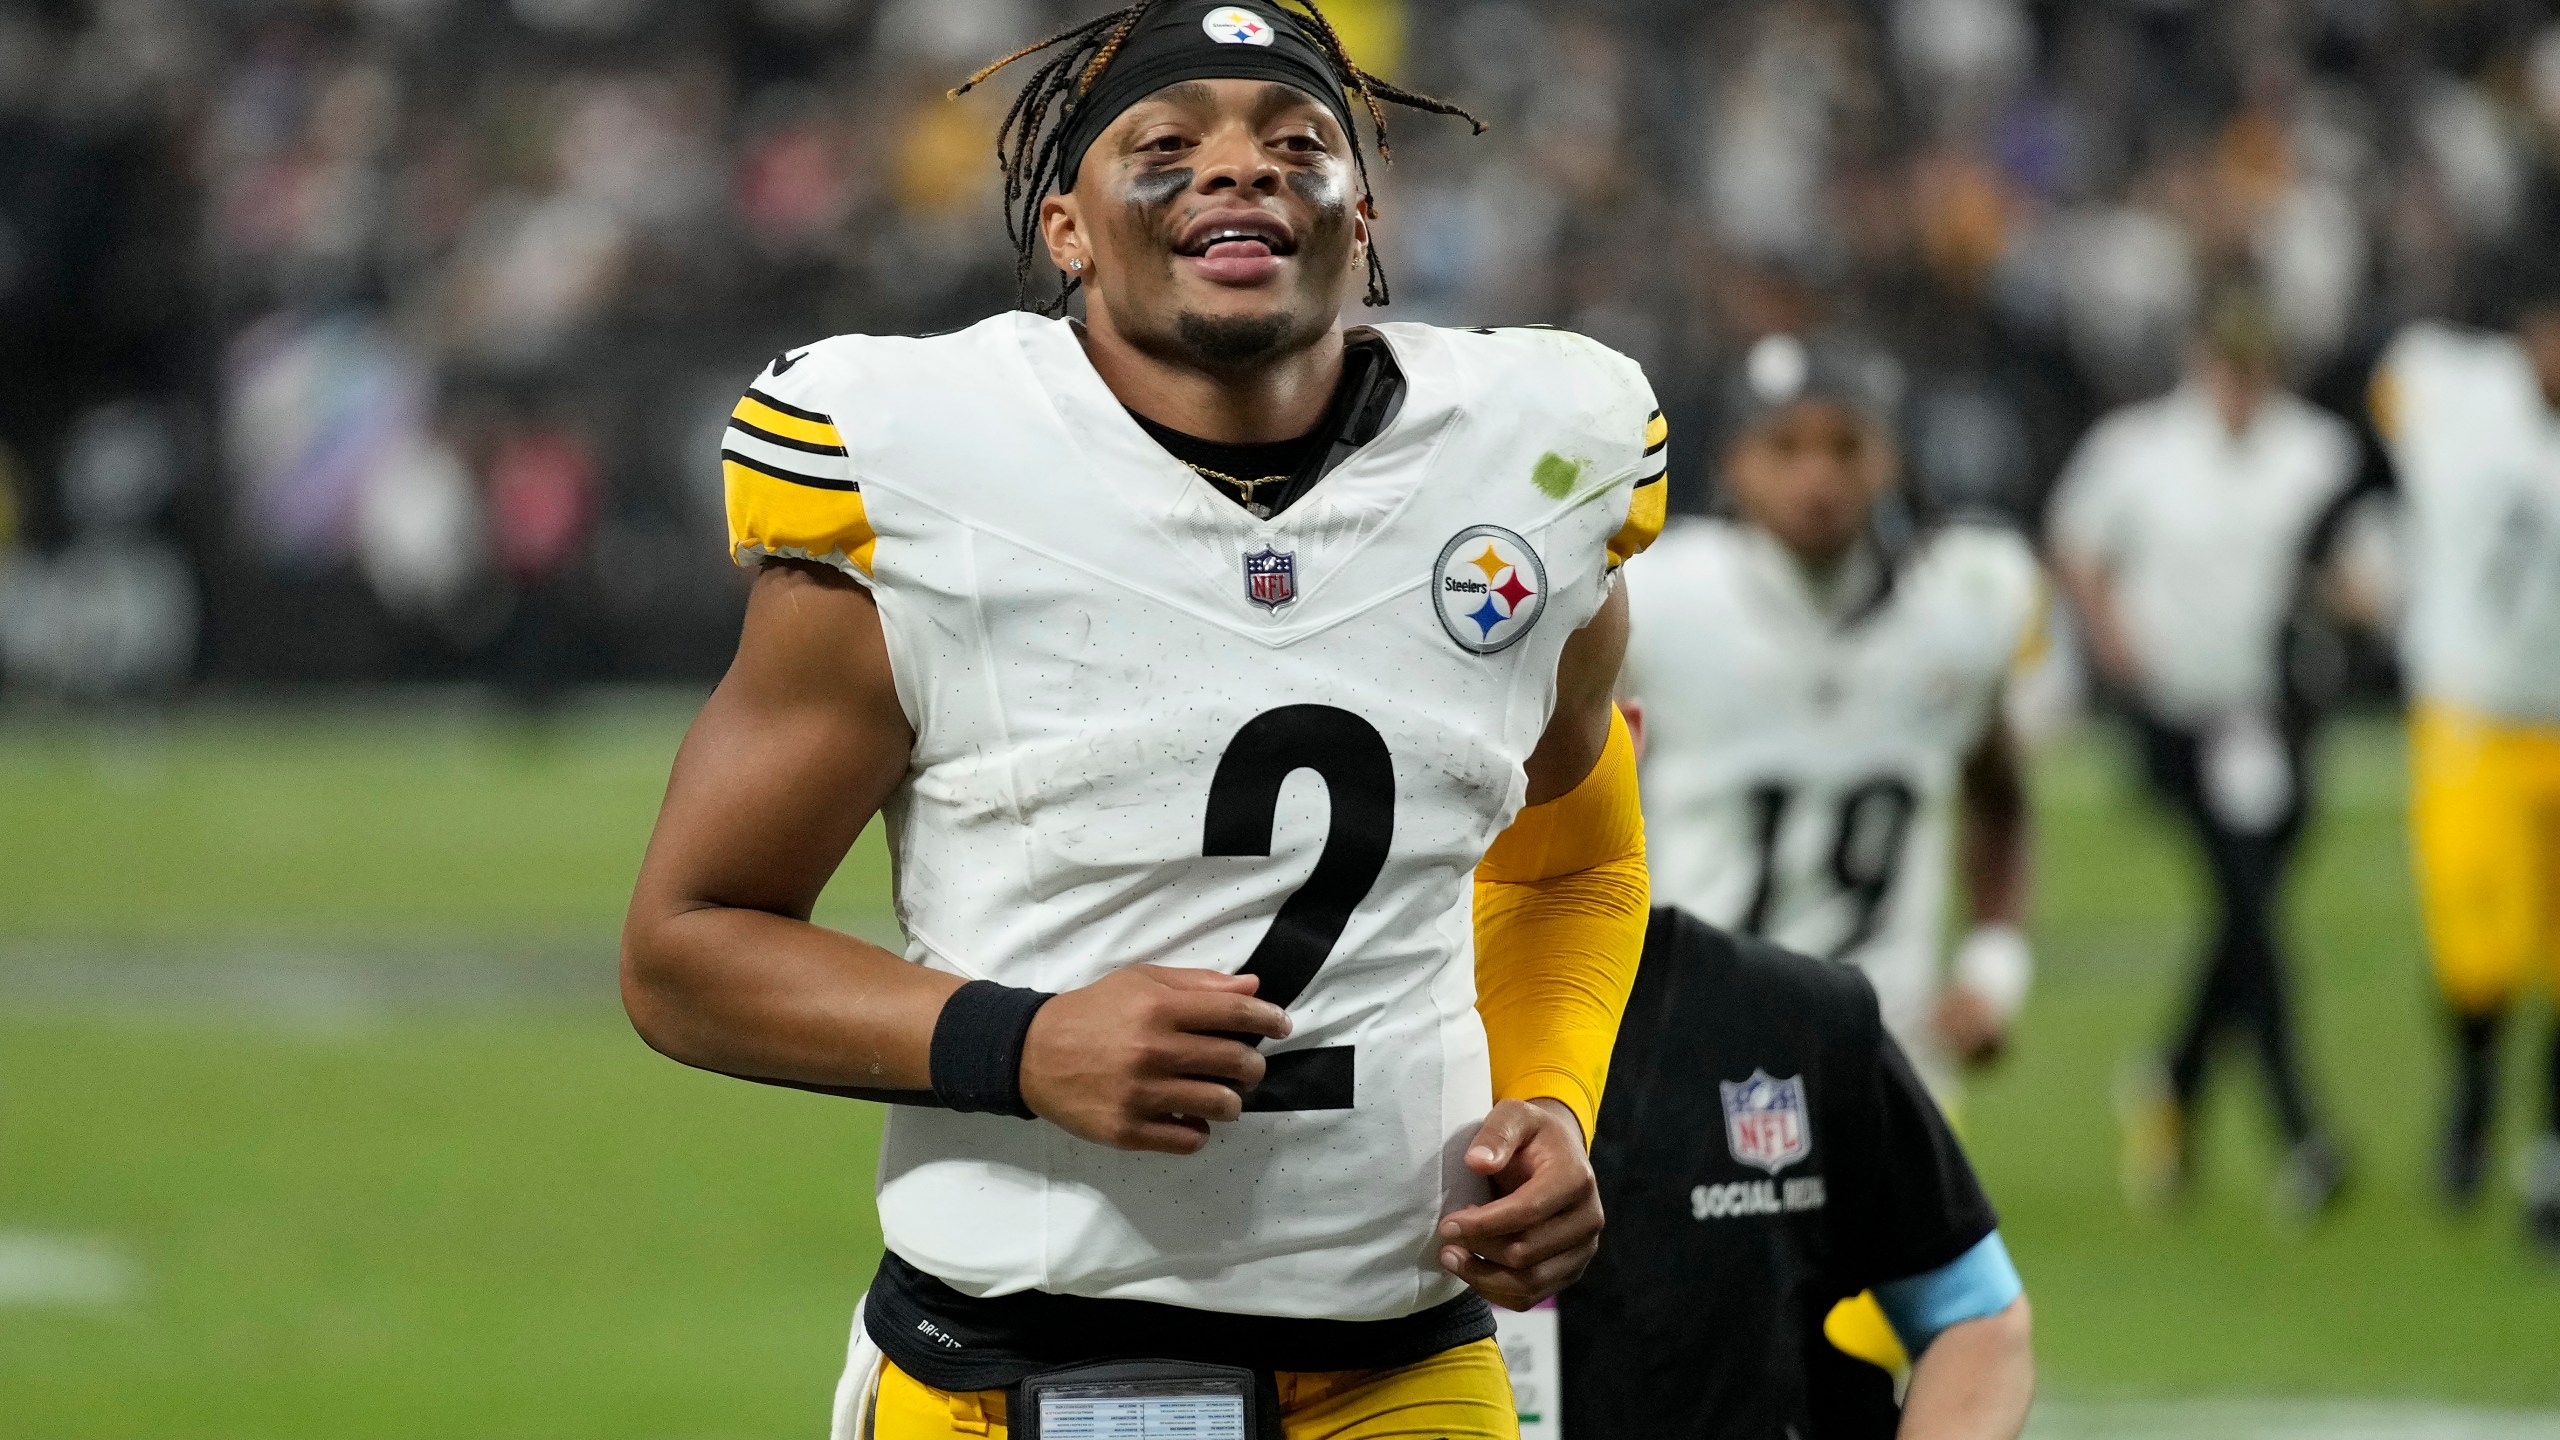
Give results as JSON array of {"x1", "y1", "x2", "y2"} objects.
[{"x1": 1532, "y1": 452, "x2": 1587, "y2": 498}]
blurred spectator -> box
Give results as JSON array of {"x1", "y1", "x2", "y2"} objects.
[
  {"x1": 2, "y1": 400, "x2": 198, "y2": 700},
  {"x1": 0, "y1": 0, "x2": 2556, "y2": 687}
]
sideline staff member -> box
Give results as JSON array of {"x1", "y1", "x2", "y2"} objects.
[
  {"x1": 1561, "y1": 906, "x2": 2032, "y2": 1439},
  {"x1": 1561, "y1": 698, "x2": 2031, "y2": 1440},
  {"x1": 2047, "y1": 285, "x2": 2357, "y2": 1218}
]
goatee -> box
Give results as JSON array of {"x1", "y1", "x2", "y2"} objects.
[{"x1": 1171, "y1": 309, "x2": 1312, "y2": 375}]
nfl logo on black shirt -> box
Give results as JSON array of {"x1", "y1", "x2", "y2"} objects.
[
  {"x1": 1721, "y1": 1070, "x2": 1811, "y2": 1174},
  {"x1": 1243, "y1": 545, "x2": 1297, "y2": 612}
]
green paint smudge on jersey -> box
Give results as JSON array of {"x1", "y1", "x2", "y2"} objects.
[{"x1": 1532, "y1": 452, "x2": 1587, "y2": 498}]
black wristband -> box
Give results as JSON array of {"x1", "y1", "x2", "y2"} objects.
[{"x1": 929, "y1": 980, "x2": 1055, "y2": 1118}]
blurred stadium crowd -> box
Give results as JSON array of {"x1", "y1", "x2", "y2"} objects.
[{"x1": 3, "y1": 0, "x2": 2559, "y2": 693}]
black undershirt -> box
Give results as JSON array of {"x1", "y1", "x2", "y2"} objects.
[{"x1": 1125, "y1": 329, "x2": 1403, "y2": 518}]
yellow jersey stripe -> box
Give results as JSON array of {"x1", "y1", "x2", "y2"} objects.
[
  {"x1": 734, "y1": 391, "x2": 845, "y2": 450},
  {"x1": 730, "y1": 415, "x2": 847, "y2": 457},
  {"x1": 725, "y1": 460, "x2": 877, "y2": 575},
  {"x1": 721, "y1": 447, "x2": 856, "y2": 493},
  {"x1": 1643, "y1": 409, "x2": 1668, "y2": 454},
  {"x1": 2010, "y1": 574, "x2": 2051, "y2": 672},
  {"x1": 741, "y1": 385, "x2": 831, "y2": 423},
  {"x1": 2368, "y1": 369, "x2": 2401, "y2": 444},
  {"x1": 1607, "y1": 471, "x2": 1668, "y2": 569}
]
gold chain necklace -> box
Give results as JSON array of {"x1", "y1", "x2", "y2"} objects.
[{"x1": 1181, "y1": 461, "x2": 1291, "y2": 514}]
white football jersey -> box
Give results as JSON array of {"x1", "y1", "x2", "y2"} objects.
[
  {"x1": 2377, "y1": 323, "x2": 2560, "y2": 721},
  {"x1": 727, "y1": 313, "x2": 1665, "y2": 1320},
  {"x1": 1621, "y1": 519, "x2": 2039, "y2": 1090}
]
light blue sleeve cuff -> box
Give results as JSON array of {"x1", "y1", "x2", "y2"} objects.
[{"x1": 1873, "y1": 1231, "x2": 2023, "y2": 1357}]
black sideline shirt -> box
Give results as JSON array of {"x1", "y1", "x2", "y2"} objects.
[{"x1": 1559, "y1": 908, "x2": 1999, "y2": 1440}]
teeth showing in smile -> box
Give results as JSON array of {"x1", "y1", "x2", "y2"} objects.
[{"x1": 1182, "y1": 224, "x2": 1290, "y2": 257}]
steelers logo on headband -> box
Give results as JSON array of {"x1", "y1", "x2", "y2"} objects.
[
  {"x1": 1203, "y1": 7, "x2": 1276, "y2": 45},
  {"x1": 1052, "y1": 1, "x2": 1359, "y2": 192}
]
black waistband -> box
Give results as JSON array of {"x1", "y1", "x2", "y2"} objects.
[{"x1": 863, "y1": 1250, "x2": 1495, "y2": 1393}]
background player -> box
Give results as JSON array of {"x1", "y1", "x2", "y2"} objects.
[
  {"x1": 1621, "y1": 329, "x2": 2041, "y2": 1109},
  {"x1": 620, "y1": 5, "x2": 1667, "y2": 1436},
  {"x1": 2049, "y1": 287, "x2": 2358, "y2": 1221},
  {"x1": 2371, "y1": 268, "x2": 2560, "y2": 1254}
]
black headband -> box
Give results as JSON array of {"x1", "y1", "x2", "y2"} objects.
[{"x1": 1054, "y1": 2, "x2": 1360, "y2": 192}]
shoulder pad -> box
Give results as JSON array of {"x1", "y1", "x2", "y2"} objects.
[
  {"x1": 1416, "y1": 325, "x2": 1670, "y2": 567},
  {"x1": 1925, "y1": 522, "x2": 2046, "y2": 668}
]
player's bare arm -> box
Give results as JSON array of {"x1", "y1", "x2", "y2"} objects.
[
  {"x1": 1939, "y1": 713, "x2": 2033, "y2": 1064},
  {"x1": 1895, "y1": 1294, "x2": 2034, "y2": 1440},
  {"x1": 620, "y1": 560, "x2": 1287, "y2": 1149},
  {"x1": 621, "y1": 562, "x2": 949, "y2": 1090}
]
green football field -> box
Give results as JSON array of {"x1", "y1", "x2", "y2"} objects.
[{"x1": 1, "y1": 699, "x2": 2555, "y2": 1438}]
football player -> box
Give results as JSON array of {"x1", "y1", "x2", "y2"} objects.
[
  {"x1": 1617, "y1": 329, "x2": 2035, "y2": 1382},
  {"x1": 2371, "y1": 270, "x2": 2560, "y2": 1253},
  {"x1": 1620, "y1": 331, "x2": 2040, "y2": 1110},
  {"x1": 618, "y1": 5, "x2": 1667, "y2": 1437}
]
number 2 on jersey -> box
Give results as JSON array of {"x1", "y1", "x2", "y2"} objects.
[
  {"x1": 1740, "y1": 777, "x2": 1917, "y2": 961},
  {"x1": 1201, "y1": 705, "x2": 1394, "y2": 1112}
]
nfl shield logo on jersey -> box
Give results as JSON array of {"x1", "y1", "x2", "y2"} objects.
[
  {"x1": 1243, "y1": 545, "x2": 1297, "y2": 612},
  {"x1": 1721, "y1": 1070, "x2": 1812, "y2": 1174}
]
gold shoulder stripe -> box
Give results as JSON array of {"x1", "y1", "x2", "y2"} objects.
[
  {"x1": 743, "y1": 386, "x2": 830, "y2": 423},
  {"x1": 721, "y1": 448, "x2": 857, "y2": 492},
  {"x1": 730, "y1": 416, "x2": 848, "y2": 457},
  {"x1": 734, "y1": 391, "x2": 846, "y2": 451},
  {"x1": 2010, "y1": 577, "x2": 2052, "y2": 672},
  {"x1": 726, "y1": 462, "x2": 877, "y2": 575},
  {"x1": 1643, "y1": 409, "x2": 1668, "y2": 455},
  {"x1": 2368, "y1": 369, "x2": 2401, "y2": 444},
  {"x1": 1607, "y1": 469, "x2": 1669, "y2": 569}
]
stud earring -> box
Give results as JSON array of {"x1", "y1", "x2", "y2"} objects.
[{"x1": 1068, "y1": 259, "x2": 1085, "y2": 272}]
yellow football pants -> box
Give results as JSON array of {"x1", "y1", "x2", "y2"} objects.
[
  {"x1": 2409, "y1": 703, "x2": 2560, "y2": 1015},
  {"x1": 873, "y1": 1337, "x2": 1517, "y2": 1440}
]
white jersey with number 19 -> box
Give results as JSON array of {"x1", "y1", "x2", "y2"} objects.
[
  {"x1": 1621, "y1": 518, "x2": 2039, "y2": 1094},
  {"x1": 722, "y1": 313, "x2": 1667, "y2": 1321}
]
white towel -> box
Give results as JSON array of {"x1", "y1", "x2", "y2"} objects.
[{"x1": 829, "y1": 1294, "x2": 884, "y2": 1440}]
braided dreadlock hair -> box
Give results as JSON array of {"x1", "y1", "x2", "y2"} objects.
[{"x1": 949, "y1": 1, "x2": 1485, "y2": 314}]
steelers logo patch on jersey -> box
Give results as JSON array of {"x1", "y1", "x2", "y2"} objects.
[{"x1": 1433, "y1": 524, "x2": 1547, "y2": 654}]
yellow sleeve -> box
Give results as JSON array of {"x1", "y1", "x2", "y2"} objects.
[
  {"x1": 2368, "y1": 366, "x2": 2402, "y2": 446},
  {"x1": 1606, "y1": 408, "x2": 1669, "y2": 570},
  {"x1": 723, "y1": 378, "x2": 878, "y2": 577},
  {"x1": 2010, "y1": 570, "x2": 2050, "y2": 673},
  {"x1": 1472, "y1": 706, "x2": 1649, "y2": 1144}
]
